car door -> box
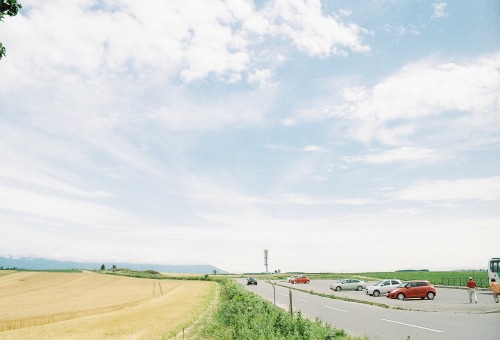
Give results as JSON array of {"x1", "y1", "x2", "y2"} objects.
[
  {"x1": 380, "y1": 280, "x2": 391, "y2": 293},
  {"x1": 386, "y1": 280, "x2": 399, "y2": 293},
  {"x1": 415, "y1": 282, "x2": 427, "y2": 297},
  {"x1": 344, "y1": 279, "x2": 354, "y2": 289},
  {"x1": 406, "y1": 282, "x2": 419, "y2": 298}
]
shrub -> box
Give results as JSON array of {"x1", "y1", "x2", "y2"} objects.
[{"x1": 200, "y1": 279, "x2": 355, "y2": 339}]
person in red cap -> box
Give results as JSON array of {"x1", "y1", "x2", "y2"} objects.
[{"x1": 467, "y1": 277, "x2": 477, "y2": 303}]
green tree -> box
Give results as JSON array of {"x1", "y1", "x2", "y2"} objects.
[
  {"x1": 0, "y1": 0, "x2": 22, "y2": 59},
  {"x1": 100, "y1": 264, "x2": 105, "y2": 271}
]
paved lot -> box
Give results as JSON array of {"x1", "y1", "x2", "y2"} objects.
[
  {"x1": 239, "y1": 278, "x2": 500, "y2": 339},
  {"x1": 273, "y1": 279, "x2": 500, "y2": 313}
]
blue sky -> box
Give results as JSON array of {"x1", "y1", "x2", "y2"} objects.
[{"x1": 1, "y1": 0, "x2": 499, "y2": 273}]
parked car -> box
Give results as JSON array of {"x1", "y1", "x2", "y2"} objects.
[
  {"x1": 247, "y1": 277, "x2": 258, "y2": 285},
  {"x1": 386, "y1": 280, "x2": 436, "y2": 300},
  {"x1": 290, "y1": 275, "x2": 310, "y2": 284},
  {"x1": 365, "y1": 279, "x2": 403, "y2": 297},
  {"x1": 330, "y1": 279, "x2": 366, "y2": 291}
]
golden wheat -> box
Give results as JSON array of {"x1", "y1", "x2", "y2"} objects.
[{"x1": 0, "y1": 271, "x2": 215, "y2": 339}]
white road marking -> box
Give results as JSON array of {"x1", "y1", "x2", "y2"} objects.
[
  {"x1": 323, "y1": 306, "x2": 348, "y2": 312},
  {"x1": 381, "y1": 319, "x2": 444, "y2": 333},
  {"x1": 297, "y1": 298, "x2": 309, "y2": 303}
]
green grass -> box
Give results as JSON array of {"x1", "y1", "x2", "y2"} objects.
[
  {"x1": 199, "y1": 278, "x2": 364, "y2": 340},
  {"x1": 355, "y1": 271, "x2": 489, "y2": 287}
]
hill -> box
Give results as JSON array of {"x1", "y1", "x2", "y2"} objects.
[{"x1": 0, "y1": 257, "x2": 227, "y2": 274}]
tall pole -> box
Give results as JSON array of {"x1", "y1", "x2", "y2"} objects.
[{"x1": 264, "y1": 249, "x2": 276, "y2": 305}]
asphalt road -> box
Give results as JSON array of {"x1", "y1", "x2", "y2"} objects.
[{"x1": 237, "y1": 278, "x2": 500, "y2": 340}]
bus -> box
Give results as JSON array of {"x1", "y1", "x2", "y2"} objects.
[{"x1": 488, "y1": 258, "x2": 500, "y2": 282}]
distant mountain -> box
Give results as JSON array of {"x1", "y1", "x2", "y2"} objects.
[{"x1": 0, "y1": 257, "x2": 227, "y2": 274}]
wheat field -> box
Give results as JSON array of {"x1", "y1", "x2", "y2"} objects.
[{"x1": 0, "y1": 271, "x2": 216, "y2": 339}]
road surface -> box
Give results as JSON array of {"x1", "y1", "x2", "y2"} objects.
[{"x1": 237, "y1": 278, "x2": 499, "y2": 340}]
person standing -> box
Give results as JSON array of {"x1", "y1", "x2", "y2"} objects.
[
  {"x1": 490, "y1": 278, "x2": 500, "y2": 303},
  {"x1": 467, "y1": 277, "x2": 477, "y2": 303}
]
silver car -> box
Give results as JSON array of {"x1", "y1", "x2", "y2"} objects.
[
  {"x1": 365, "y1": 279, "x2": 403, "y2": 297},
  {"x1": 330, "y1": 278, "x2": 366, "y2": 291}
]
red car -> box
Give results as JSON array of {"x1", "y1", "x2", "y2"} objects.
[
  {"x1": 386, "y1": 280, "x2": 436, "y2": 300},
  {"x1": 291, "y1": 275, "x2": 310, "y2": 284}
]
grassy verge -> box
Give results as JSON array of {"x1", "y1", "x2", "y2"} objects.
[{"x1": 198, "y1": 278, "x2": 365, "y2": 340}]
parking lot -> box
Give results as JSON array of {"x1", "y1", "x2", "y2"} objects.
[{"x1": 273, "y1": 278, "x2": 500, "y2": 313}]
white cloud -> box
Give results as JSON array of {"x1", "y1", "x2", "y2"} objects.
[
  {"x1": 432, "y1": 2, "x2": 448, "y2": 19},
  {"x1": 343, "y1": 147, "x2": 443, "y2": 164},
  {"x1": 329, "y1": 53, "x2": 500, "y2": 144},
  {"x1": 2, "y1": 0, "x2": 369, "y2": 88},
  {"x1": 0, "y1": 0, "x2": 497, "y2": 274},
  {"x1": 248, "y1": 68, "x2": 273, "y2": 86},
  {"x1": 263, "y1": 0, "x2": 370, "y2": 56},
  {"x1": 393, "y1": 176, "x2": 500, "y2": 202},
  {"x1": 0, "y1": 184, "x2": 140, "y2": 228},
  {"x1": 151, "y1": 87, "x2": 269, "y2": 131}
]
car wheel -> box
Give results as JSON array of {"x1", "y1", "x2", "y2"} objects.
[
  {"x1": 427, "y1": 292, "x2": 435, "y2": 300},
  {"x1": 306, "y1": 280, "x2": 310, "y2": 284},
  {"x1": 373, "y1": 290, "x2": 380, "y2": 297},
  {"x1": 335, "y1": 286, "x2": 341, "y2": 291},
  {"x1": 356, "y1": 285, "x2": 363, "y2": 291},
  {"x1": 397, "y1": 293, "x2": 405, "y2": 300}
]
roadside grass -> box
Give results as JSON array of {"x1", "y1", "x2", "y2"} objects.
[{"x1": 196, "y1": 278, "x2": 365, "y2": 340}]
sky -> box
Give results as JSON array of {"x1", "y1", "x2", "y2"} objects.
[{"x1": 0, "y1": 0, "x2": 499, "y2": 274}]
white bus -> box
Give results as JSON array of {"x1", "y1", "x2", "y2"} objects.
[{"x1": 488, "y1": 258, "x2": 500, "y2": 282}]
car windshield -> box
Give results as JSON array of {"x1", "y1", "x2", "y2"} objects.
[
  {"x1": 396, "y1": 282, "x2": 406, "y2": 288},
  {"x1": 373, "y1": 280, "x2": 383, "y2": 286}
]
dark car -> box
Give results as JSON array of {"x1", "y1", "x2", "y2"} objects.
[
  {"x1": 247, "y1": 277, "x2": 258, "y2": 285},
  {"x1": 386, "y1": 280, "x2": 436, "y2": 300}
]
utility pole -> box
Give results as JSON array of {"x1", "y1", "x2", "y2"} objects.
[{"x1": 264, "y1": 249, "x2": 276, "y2": 305}]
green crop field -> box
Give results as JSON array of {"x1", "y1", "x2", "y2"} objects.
[{"x1": 252, "y1": 270, "x2": 490, "y2": 288}]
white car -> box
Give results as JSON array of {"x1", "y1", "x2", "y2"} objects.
[
  {"x1": 330, "y1": 279, "x2": 366, "y2": 291},
  {"x1": 365, "y1": 279, "x2": 403, "y2": 297}
]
